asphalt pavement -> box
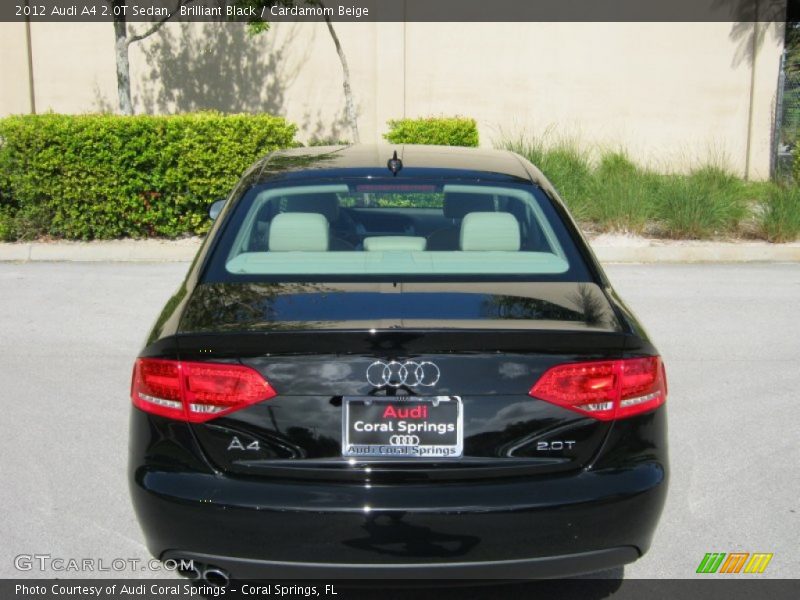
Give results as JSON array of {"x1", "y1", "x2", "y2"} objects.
[{"x1": 0, "y1": 262, "x2": 798, "y2": 587}]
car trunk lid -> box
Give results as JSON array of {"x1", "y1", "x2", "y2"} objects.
[{"x1": 176, "y1": 282, "x2": 629, "y2": 480}]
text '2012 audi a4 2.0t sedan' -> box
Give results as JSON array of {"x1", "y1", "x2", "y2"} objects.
[{"x1": 129, "y1": 144, "x2": 668, "y2": 581}]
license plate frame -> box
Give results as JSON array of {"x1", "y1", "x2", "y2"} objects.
[{"x1": 342, "y1": 396, "x2": 463, "y2": 459}]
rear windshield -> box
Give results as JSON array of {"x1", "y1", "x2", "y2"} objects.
[{"x1": 203, "y1": 181, "x2": 591, "y2": 282}]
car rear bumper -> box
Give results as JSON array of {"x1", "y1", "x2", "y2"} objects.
[
  {"x1": 161, "y1": 547, "x2": 639, "y2": 580},
  {"x1": 130, "y1": 459, "x2": 667, "y2": 579}
]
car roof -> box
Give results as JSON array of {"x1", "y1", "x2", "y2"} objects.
[{"x1": 254, "y1": 144, "x2": 536, "y2": 184}]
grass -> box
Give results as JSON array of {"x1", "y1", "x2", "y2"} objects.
[
  {"x1": 760, "y1": 184, "x2": 800, "y2": 242},
  {"x1": 502, "y1": 134, "x2": 593, "y2": 221},
  {"x1": 499, "y1": 135, "x2": 798, "y2": 241},
  {"x1": 588, "y1": 152, "x2": 657, "y2": 234},
  {"x1": 651, "y1": 167, "x2": 748, "y2": 239}
]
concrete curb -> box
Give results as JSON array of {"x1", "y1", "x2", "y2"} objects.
[
  {"x1": 0, "y1": 239, "x2": 203, "y2": 262},
  {"x1": 0, "y1": 238, "x2": 799, "y2": 263},
  {"x1": 591, "y1": 243, "x2": 800, "y2": 263}
]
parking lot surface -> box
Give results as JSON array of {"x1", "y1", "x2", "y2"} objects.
[{"x1": 0, "y1": 262, "x2": 798, "y2": 584}]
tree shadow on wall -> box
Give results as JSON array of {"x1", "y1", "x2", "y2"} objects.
[
  {"x1": 715, "y1": 0, "x2": 787, "y2": 67},
  {"x1": 135, "y1": 21, "x2": 351, "y2": 142},
  {"x1": 137, "y1": 21, "x2": 293, "y2": 114}
]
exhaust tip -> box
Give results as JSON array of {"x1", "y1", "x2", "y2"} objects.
[
  {"x1": 175, "y1": 561, "x2": 203, "y2": 580},
  {"x1": 203, "y1": 567, "x2": 230, "y2": 587}
]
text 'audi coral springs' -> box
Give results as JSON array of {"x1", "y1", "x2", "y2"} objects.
[{"x1": 129, "y1": 145, "x2": 668, "y2": 581}]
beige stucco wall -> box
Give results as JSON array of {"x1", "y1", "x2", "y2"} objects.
[
  {"x1": 403, "y1": 21, "x2": 784, "y2": 179},
  {"x1": 29, "y1": 22, "x2": 119, "y2": 114},
  {"x1": 0, "y1": 22, "x2": 34, "y2": 115},
  {"x1": 0, "y1": 17, "x2": 786, "y2": 179}
]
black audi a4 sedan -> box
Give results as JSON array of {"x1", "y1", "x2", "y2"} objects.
[{"x1": 129, "y1": 144, "x2": 668, "y2": 581}]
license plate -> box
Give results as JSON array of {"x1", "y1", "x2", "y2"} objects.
[{"x1": 342, "y1": 396, "x2": 463, "y2": 458}]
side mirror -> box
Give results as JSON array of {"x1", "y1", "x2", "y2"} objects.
[{"x1": 209, "y1": 199, "x2": 226, "y2": 221}]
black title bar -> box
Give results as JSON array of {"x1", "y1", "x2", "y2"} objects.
[
  {"x1": 1, "y1": 0, "x2": 792, "y2": 23},
  {"x1": 4, "y1": 579, "x2": 800, "y2": 600}
]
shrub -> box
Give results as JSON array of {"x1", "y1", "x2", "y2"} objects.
[
  {"x1": 792, "y1": 143, "x2": 800, "y2": 183},
  {"x1": 500, "y1": 134, "x2": 764, "y2": 239},
  {"x1": 500, "y1": 135, "x2": 593, "y2": 220},
  {"x1": 760, "y1": 184, "x2": 800, "y2": 242},
  {"x1": 652, "y1": 167, "x2": 748, "y2": 239},
  {"x1": 587, "y1": 152, "x2": 656, "y2": 233},
  {"x1": 306, "y1": 137, "x2": 350, "y2": 147},
  {"x1": 0, "y1": 206, "x2": 14, "y2": 241},
  {"x1": 0, "y1": 112, "x2": 297, "y2": 240},
  {"x1": 384, "y1": 117, "x2": 479, "y2": 147}
]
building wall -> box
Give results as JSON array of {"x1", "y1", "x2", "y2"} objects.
[
  {"x1": 0, "y1": 22, "x2": 34, "y2": 115},
  {"x1": 0, "y1": 16, "x2": 786, "y2": 180}
]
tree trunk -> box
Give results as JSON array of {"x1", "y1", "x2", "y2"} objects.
[
  {"x1": 323, "y1": 15, "x2": 359, "y2": 143},
  {"x1": 111, "y1": 1, "x2": 184, "y2": 116},
  {"x1": 113, "y1": 12, "x2": 133, "y2": 115}
]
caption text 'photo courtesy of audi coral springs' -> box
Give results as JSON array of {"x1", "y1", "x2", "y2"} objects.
[{"x1": 129, "y1": 144, "x2": 668, "y2": 581}]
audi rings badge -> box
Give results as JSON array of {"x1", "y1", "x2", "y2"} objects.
[
  {"x1": 389, "y1": 435, "x2": 420, "y2": 446},
  {"x1": 366, "y1": 361, "x2": 441, "y2": 388}
]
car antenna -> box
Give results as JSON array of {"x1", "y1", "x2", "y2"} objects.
[{"x1": 387, "y1": 150, "x2": 403, "y2": 176}]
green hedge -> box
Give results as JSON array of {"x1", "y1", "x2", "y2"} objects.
[
  {"x1": 0, "y1": 112, "x2": 297, "y2": 240},
  {"x1": 383, "y1": 117, "x2": 479, "y2": 147}
]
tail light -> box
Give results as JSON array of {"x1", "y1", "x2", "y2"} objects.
[
  {"x1": 131, "y1": 358, "x2": 277, "y2": 423},
  {"x1": 529, "y1": 356, "x2": 666, "y2": 421}
]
